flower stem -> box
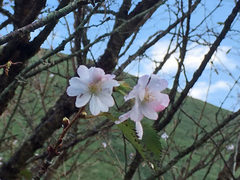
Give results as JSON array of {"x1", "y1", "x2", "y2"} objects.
[{"x1": 55, "y1": 107, "x2": 85, "y2": 149}]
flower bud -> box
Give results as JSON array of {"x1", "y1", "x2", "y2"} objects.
[
  {"x1": 80, "y1": 111, "x2": 87, "y2": 118},
  {"x1": 62, "y1": 117, "x2": 70, "y2": 128}
]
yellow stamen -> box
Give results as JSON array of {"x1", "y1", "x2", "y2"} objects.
[
  {"x1": 143, "y1": 89, "x2": 154, "y2": 103},
  {"x1": 88, "y1": 83, "x2": 100, "y2": 94}
]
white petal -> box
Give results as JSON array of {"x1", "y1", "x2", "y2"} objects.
[
  {"x1": 67, "y1": 77, "x2": 88, "y2": 96},
  {"x1": 99, "y1": 101, "x2": 109, "y2": 112},
  {"x1": 69, "y1": 77, "x2": 86, "y2": 87},
  {"x1": 101, "y1": 79, "x2": 119, "y2": 89},
  {"x1": 75, "y1": 93, "x2": 91, "y2": 108},
  {"x1": 148, "y1": 75, "x2": 168, "y2": 91},
  {"x1": 115, "y1": 112, "x2": 130, "y2": 124},
  {"x1": 89, "y1": 95, "x2": 100, "y2": 115},
  {"x1": 94, "y1": 95, "x2": 109, "y2": 112},
  {"x1": 124, "y1": 86, "x2": 139, "y2": 101},
  {"x1": 138, "y1": 88, "x2": 145, "y2": 101},
  {"x1": 101, "y1": 88, "x2": 112, "y2": 95},
  {"x1": 89, "y1": 67, "x2": 105, "y2": 82},
  {"x1": 158, "y1": 93, "x2": 170, "y2": 107},
  {"x1": 105, "y1": 74, "x2": 116, "y2": 79},
  {"x1": 129, "y1": 101, "x2": 143, "y2": 121},
  {"x1": 135, "y1": 121, "x2": 143, "y2": 140},
  {"x1": 77, "y1": 65, "x2": 90, "y2": 82},
  {"x1": 89, "y1": 95, "x2": 108, "y2": 115},
  {"x1": 98, "y1": 92, "x2": 115, "y2": 107},
  {"x1": 141, "y1": 103, "x2": 158, "y2": 120},
  {"x1": 151, "y1": 92, "x2": 170, "y2": 110},
  {"x1": 67, "y1": 86, "x2": 81, "y2": 96}
]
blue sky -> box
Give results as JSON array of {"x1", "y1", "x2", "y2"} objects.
[
  {"x1": 0, "y1": 0, "x2": 239, "y2": 111},
  {"x1": 119, "y1": 0, "x2": 240, "y2": 112}
]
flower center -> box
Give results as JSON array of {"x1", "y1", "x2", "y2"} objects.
[
  {"x1": 88, "y1": 83, "x2": 100, "y2": 94},
  {"x1": 143, "y1": 89, "x2": 153, "y2": 103}
]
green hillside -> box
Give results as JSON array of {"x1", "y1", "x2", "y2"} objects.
[{"x1": 0, "y1": 50, "x2": 232, "y2": 180}]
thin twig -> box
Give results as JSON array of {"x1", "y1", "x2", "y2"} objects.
[{"x1": 33, "y1": 107, "x2": 85, "y2": 179}]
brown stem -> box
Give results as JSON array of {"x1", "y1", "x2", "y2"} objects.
[{"x1": 33, "y1": 107, "x2": 85, "y2": 179}]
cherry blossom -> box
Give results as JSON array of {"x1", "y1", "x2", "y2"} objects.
[
  {"x1": 67, "y1": 65, "x2": 119, "y2": 115},
  {"x1": 115, "y1": 74, "x2": 169, "y2": 139}
]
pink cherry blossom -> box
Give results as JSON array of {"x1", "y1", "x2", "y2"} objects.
[
  {"x1": 115, "y1": 74, "x2": 169, "y2": 139},
  {"x1": 67, "y1": 65, "x2": 119, "y2": 115}
]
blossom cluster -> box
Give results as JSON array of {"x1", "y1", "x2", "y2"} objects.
[{"x1": 67, "y1": 65, "x2": 169, "y2": 139}]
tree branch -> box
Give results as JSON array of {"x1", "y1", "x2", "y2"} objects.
[
  {"x1": 0, "y1": 0, "x2": 100, "y2": 45},
  {"x1": 147, "y1": 109, "x2": 240, "y2": 180},
  {"x1": 154, "y1": 0, "x2": 240, "y2": 132}
]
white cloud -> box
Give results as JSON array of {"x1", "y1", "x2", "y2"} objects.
[
  {"x1": 188, "y1": 81, "x2": 230, "y2": 100},
  {"x1": 151, "y1": 41, "x2": 236, "y2": 74},
  {"x1": 210, "y1": 81, "x2": 230, "y2": 93},
  {"x1": 124, "y1": 41, "x2": 236, "y2": 81},
  {"x1": 125, "y1": 58, "x2": 156, "y2": 76},
  {"x1": 188, "y1": 82, "x2": 209, "y2": 100}
]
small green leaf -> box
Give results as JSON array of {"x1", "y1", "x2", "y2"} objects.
[
  {"x1": 114, "y1": 81, "x2": 132, "y2": 96},
  {"x1": 103, "y1": 112, "x2": 163, "y2": 169},
  {"x1": 141, "y1": 122, "x2": 163, "y2": 168},
  {"x1": 118, "y1": 120, "x2": 162, "y2": 170},
  {"x1": 226, "y1": 48, "x2": 231, "y2": 54}
]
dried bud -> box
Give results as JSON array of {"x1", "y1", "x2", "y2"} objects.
[{"x1": 62, "y1": 117, "x2": 70, "y2": 128}]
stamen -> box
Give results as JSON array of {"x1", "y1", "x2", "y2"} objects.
[
  {"x1": 88, "y1": 83, "x2": 99, "y2": 94},
  {"x1": 143, "y1": 89, "x2": 153, "y2": 102}
]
